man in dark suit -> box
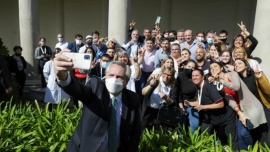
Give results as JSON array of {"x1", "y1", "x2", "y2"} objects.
[
  {"x1": 67, "y1": 34, "x2": 84, "y2": 53},
  {"x1": 54, "y1": 52, "x2": 141, "y2": 152}
]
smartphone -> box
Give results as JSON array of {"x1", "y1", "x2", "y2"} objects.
[
  {"x1": 155, "y1": 16, "x2": 161, "y2": 25},
  {"x1": 246, "y1": 119, "x2": 254, "y2": 130},
  {"x1": 62, "y1": 52, "x2": 92, "y2": 70}
]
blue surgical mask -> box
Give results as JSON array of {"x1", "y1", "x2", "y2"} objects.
[
  {"x1": 101, "y1": 61, "x2": 109, "y2": 69},
  {"x1": 207, "y1": 38, "x2": 213, "y2": 45}
]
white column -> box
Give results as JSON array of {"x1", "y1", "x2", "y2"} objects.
[
  {"x1": 160, "y1": 0, "x2": 171, "y2": 30},
  {"x1": 253, "y1": 0, "x2": 270, "y2": 78},
  {"x1": 19, "y1": 0, "x2": 40, "y2": 80},
  {"x1": 108, "y1": 0, "x2": 130, "y2": 45}
]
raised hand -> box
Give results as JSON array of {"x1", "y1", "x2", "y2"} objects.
[
  {"x1": 130, "y1": 20, "x2": 136, "y2": 29},
  {"x1": 237, "y1": 21, "x2": 247, "y2": 32},
  {"x1": 149, "y1": 77, "x2": 157, "y2": 87},
  {"x1": 132, "y1": 52, "x2": 138, "y2": 63},
  {"x1": 54, "y1": 49, "x2": 73, "y2": 81}
]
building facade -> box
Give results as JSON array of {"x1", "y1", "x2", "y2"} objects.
[{"x1": 0, "y1": 0, "x2": 269, "y2": 79}]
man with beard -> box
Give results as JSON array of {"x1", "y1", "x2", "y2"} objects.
[
  {"x1": 123, "y1": 29, "x2": 142, "y2": 58},
  {"x1": 195, "y1": 47, "x2": 210, "y2": 76},
  {"x1": 154, "y1": 38, "x2": 171, "y2": 68},
  {"x1": 79, "y1": 35, "x2": 99, "y2": 54},
  {"x1": 54, "y1": 54, "x2": 141, "y2": 152}
]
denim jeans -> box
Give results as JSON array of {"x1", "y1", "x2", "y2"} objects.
[
  {"x1": 237, "y1": 120, "x2": 253, "y2": 150},
  {"x1": 186, "y1": 107, "x2": 199, "y2": 132}
]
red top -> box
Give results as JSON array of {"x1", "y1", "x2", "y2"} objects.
[
  {"x1": 223, "y1": 78, "x2": 241, "y2": 110},
  {"x1": 74, "y1": 68, "x2": 87, "y2": 79}
]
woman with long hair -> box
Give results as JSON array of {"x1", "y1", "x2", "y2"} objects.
[
  {"x1": 209, "y1": 61, "x2": 267, "y2": 150},
  {"x1": 177, "y1": 59, "x2": 199, "y2": 132},
  {"x1": 141, "y1": 67, "x2": 177, "y2": 130},
  {"x1": 231, "y1": 21, "x2": 258, "y2": 58},
  {"x1": 234, "y1": 59, "x2": 270, "y2": 147}
]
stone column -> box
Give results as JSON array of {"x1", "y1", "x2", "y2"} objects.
[
  {"x1": 108, "y1": 0, "x2": 130, "y2": 45},
  {"x1": 19, "y1": 0, "x2": 40, "y2": 81},
  {"x1": 160, "y1": 0, "x2": 171, "y2": 30},
  {"x1": 253, "y1": 0, "x2": 270, "y2": 78}
]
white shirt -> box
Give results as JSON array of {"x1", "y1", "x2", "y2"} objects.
[
  {"x1": 55, "y1": 41, "x2": 68, "y2": 50},
  {"x1": 148, "y1": 79, "x2": 171, "y2": 109},
  {"x1": 122, "y1": 42, "x2": 140, "y2": 58}
]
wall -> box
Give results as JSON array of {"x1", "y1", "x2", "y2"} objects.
[{"x1": 0, "y1": 0, "x2": 257, "y2": 50}]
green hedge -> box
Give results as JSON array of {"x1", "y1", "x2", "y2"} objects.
[
  {"x1": 0, "y1": 100, "x2": 81, "y2": 152},
  {"x1": 1, "y1": 100, "x2": 269, "y2": 152}
]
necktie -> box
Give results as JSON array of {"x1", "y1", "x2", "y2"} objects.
[{"x1": 108, "y1": 97, "x2": 118, "y2": 152}]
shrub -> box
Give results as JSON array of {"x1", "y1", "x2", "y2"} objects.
[
  {"x1": 1, "y1": 100, "x2": 270, "y2": 151},
  {"x1": 0, "y1": 100, "x2": 81, "y2": 152}
]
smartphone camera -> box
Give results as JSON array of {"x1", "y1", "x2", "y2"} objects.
[{"x1": 84, "y1": 55, "x2": 90, "y2": 60}]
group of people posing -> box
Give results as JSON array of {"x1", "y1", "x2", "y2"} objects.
[{"x1": 2, "y1": 20, "x2": 270, "y2": 151}]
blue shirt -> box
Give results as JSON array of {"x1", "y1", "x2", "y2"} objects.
[
  {"x1": 154, "y1": 48, "x2": 171, "y2": 68},
  {"x1": 180, "y1": 39, "x2": 205, "y2": 60}
]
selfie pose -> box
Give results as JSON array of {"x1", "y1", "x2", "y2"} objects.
[
  {"x1": 54, "y1": 51, "x2": 141, "y2": 152},
  {"x1": 209, "y1": 61, "x2": 267, "y2": 150}
]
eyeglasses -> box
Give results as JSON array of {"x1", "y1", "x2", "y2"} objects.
[{"x1": 162, "y1": 73, "x2": 172, "y2": 77}]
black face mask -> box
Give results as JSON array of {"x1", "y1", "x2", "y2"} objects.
[
  {"x1": 169, "y1": 37, "x2": 176, "y2": 42},
  {"x1": 87, "y1": 41, "x2": 92, "y2": 46},
  {"x1": 184, "y1": 68, "x2": 193, "y2": 78},
  {"x1": 220, "y1": 38, "x2": 227, "y2": 43}
]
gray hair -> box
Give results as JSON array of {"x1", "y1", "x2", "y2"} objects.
[{"x1": 105, "y1": 61, "x2": 131, "y2": 81}]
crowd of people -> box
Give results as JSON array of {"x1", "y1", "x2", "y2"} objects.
[{"x1": 1, "y1": 20, "x2": 270, "y2": 151}]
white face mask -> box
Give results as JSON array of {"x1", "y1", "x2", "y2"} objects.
[
  {"x1": 58, "y1": 38, "x2": 63, "y2": 42},
  {"x1": 76, "y1": 39, "x2": 82, "y2": 45},
  {"x1": 105, "y1": 78, "x2": 124, "y2": 94},
  {"x1": 197, "y1": 37, "x2": 204, "y2": 42}
]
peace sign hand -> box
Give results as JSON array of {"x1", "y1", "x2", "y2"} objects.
[
  {"x1": 132, "y1": 52, "x2": 138, "y2": 63},
  {"x1": 237, "y1": 21, "x2": 247, "y2": 32},
  {"x1": 130, "y1": 20, "x2": 136, "y2": 29}
]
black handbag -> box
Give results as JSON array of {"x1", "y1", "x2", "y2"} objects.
[{"x1": 157, "y1": 105, "x2": 183, "y2": 127}]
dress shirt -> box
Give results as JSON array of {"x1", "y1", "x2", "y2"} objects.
[
  {"x1": 140, "y1": 50, "x2": 156, "y2": 72},
  {"x1": 154, "y1": 48, "x2": 171, "y2": 68},
  {"x1": 122, "y1": 42, "x2": 140, "y2": 58},
  {"x1": 180, "y1": 39, "x2": 205, "y2": 60}
]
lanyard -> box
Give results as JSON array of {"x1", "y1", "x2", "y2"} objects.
[
  {"x1": 40, "y1": 46, "x2": 47, "y2": 54},
  {"x1": 198, "y1": 80, "x2": 204, "y2": 105}
]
